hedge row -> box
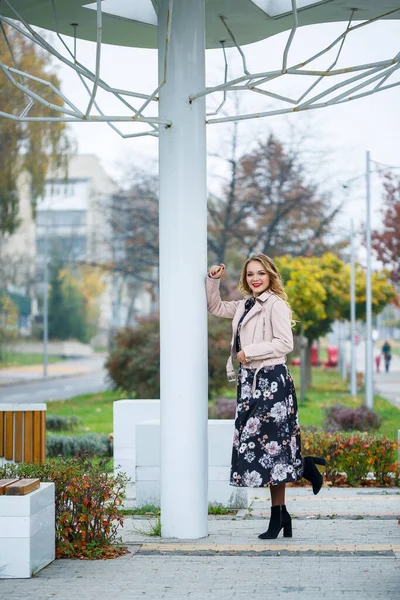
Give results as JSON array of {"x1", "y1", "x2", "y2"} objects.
[
  {"x1": 46, "y1": 415, "x2": 81, "y2": 432},
  {"x1": 302, "y1": 431, "x2": 399, "y2": 486},
  {"x1": 46, "y1": 434, "x2": 112, "y2": 458}
]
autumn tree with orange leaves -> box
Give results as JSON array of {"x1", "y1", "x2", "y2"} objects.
[
  {"x1": 0, "y1": 24, "x2": 70, "y2": 234},
  {"x1": 208, "y1": 130, "x2": 344, "y2": 269},
  {"x1": 372, "y1": 175, "x2": 400, "y2": 284}
]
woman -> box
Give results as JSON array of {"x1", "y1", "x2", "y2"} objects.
[
  {"x1": 381, "y1": 341, "x2": 392, "y2": 373},
  {"x1": 206, "y1": 254, "x2": 325, "y2": 539}
]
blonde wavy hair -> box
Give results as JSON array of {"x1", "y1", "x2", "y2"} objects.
[{"x1": 239, "y1": 254, "x2": 293, "y2": 320}]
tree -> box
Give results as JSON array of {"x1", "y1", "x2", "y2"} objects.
[
  {"x1": 0, "y1": 293, "x2": 18, "y2": 359},
  {"x1": 276, "y1": 253, "x2": 397, "y2": 398},
  {"x1": 371, "y1": 174, "x2": 400, "y2": 283},
  {"x1": 48, "y1": 262, "x2": 92, "y2": 343},
  {"x1": 59, "y1": 265, "x2": 106, "y2": 338},
  {"x1": 93, "y1": 170, "x2": 159, "y2": 325},
  {"x1": 207, "y1": 132, "x2": 344, "y2": 269},
  {"x1": 0, "y1": 24, "x2": 70, "y2": 234}
]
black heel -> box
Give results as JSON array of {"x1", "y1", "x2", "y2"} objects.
[
  {"x1": 302, "y1": 456, "x2": 325, "y2": 495},
  {"x1": 258, "y1": 505, "x2": 292, "y2": 540},
  {"x1": 283, "y1": 522, "x2": 292, "y2": 538}
]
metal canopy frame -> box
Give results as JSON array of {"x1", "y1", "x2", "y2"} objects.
[{"x1": 0, "y1": 1, "x2": 399, "y2": 133}]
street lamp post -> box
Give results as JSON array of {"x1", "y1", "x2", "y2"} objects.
[
  {"x1": 43, "y1": 216, "x2": 49, "y2": 377},
  {"x1": 350, "y1": 219, "x2": 357, "y2": 396},
  {"x1": 365, "y1": 151, "x2": 374, "y2": 409}
]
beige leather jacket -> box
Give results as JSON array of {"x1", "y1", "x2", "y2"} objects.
[{"x1": 205, "y1": 276, "x2": 293, "y2": 390}]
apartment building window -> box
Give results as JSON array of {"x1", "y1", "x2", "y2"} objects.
[{"x1": 37, "y1": 211, "x2": 86, "y2": 227}]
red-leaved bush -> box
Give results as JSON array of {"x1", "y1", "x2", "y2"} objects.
[
  {"x1": 302, "y1": 431, "x2": 399, "y2": 486},
  {"x1": 0, "y1": 457, "x2": 128, "y2": 559}
]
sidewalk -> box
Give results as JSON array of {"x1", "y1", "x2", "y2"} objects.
[
  {"x1": 0, "y1": 356, "x2": 106, "y2": 387},
  {"x1": 1, "y1": 486, "x2": 399, "y2": 599},
  {"x1": 346, "y1": 341, "x2": 400, "y2": 408}
]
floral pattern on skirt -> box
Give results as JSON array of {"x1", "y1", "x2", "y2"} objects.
[{"x1": 231, "y1": 363, "x2": 303, "y2": 487}]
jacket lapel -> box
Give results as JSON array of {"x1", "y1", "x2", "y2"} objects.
[
  {"x1": 240, "y1": 292, "x2": 273, "y2": 328},
  {"x1": 240, "y1": 301, "x2": 262, "y2": 328}
]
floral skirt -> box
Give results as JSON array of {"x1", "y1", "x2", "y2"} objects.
[{"x1": 231, "y1": 364, "x2": 303, "y2": 487}]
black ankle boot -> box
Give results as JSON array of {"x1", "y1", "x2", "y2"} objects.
[
  {"x1": 302, "y1": 456, "x2": 326, "y2": 495},
  {"x1": 258, "y1": 505, "x2": 292, "y2": 540}
]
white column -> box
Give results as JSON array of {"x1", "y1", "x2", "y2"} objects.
[
  {"x1": 350, "y1": 219, "x2": 357, "y2": 396},
  {"x1": 365, "y1": 151, "x2": 374, "y2": 409},
  {"x1": 158, "y1": 0, "x2": 208, "y2": 538}
]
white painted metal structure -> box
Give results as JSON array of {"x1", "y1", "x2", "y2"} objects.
[
  {"x1": 365, "y1": 151, "x2": 374, "y2": 409},
  {"x1": 350, "y1": 219, "x2": 357, "y2": 397},
  {"x1": 157, "y1": 0, "x2": 209, "y2": 539},
  {"x1": 1, "y1": 0, "x2": 399, "y2": 538}
]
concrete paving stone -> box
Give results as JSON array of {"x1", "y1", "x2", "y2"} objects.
[
  {"x1": 1, "y1": 556, "x2": 398, "y2": 600},
  {"x1": 1, "y1": 486, "x2": 400, "y2": 598}
]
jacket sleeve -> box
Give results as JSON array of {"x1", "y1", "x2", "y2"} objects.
[
  {"x1": 242, "y1": 299, "x2": 294, "y2": 360},
  {"x1": 205, "y1": 276, "x2": 241, "y2": 319}
]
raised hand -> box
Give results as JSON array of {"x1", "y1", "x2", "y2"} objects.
[{"x1": 208, "y1": 264, "x2": 226, "y2": 279}]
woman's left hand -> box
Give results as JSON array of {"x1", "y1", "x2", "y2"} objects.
[{"x1": 237, "y1": 350, "x2": 249, "y2": 367}]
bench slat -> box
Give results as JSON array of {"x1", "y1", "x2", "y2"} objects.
[
  {"x1": 0, "y1": 411, "x2": 4, "y2": 458},
  {"x1": 15, "y1": 411, "x2": 23, "y2": 463},
  {"x1": 41, "y1": 410, "x2": 46, "y2": 463},
  {"x1": 33, "y1": 412, "x2": 41, "y2": 463},
  {"x1": 5, "y1": 478, "x2": 40, "y2": 496},
  {"x1": 0, "y1": 478, "x2": 19, "y2": 495},
  {"x1": 5, "y1": 412, "x2": 13, "y2": 460},
  {"x1": 24, "y1": 411, "x2": 33, "y2": 463}
]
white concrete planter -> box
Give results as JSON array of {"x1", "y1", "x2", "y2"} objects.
[
  {"x1": 135, "y1": 420, "x2": 248, "y2": 509},
  {"x1": 0, "y1": 482, "x2": 55, "y2": 579},
  {"x1": 113, "y1": 399, "x2": 160, "y2": 481}
]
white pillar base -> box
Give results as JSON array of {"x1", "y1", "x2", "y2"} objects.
[{"x1": 113, "y1": 399, "x2": 160, "y2": 481}]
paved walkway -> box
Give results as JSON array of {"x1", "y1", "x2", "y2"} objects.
[
  {"x1": 0, "y1": 356, "x2": 106, "y2": 387},
  {"x1": 2, "y1": 486, "x2": 399, "y2": 599},
  {"x1": 344, "y1": 341, "x2": 400, "y2": 408}
]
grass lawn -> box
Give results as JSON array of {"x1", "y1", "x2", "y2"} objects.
[
  {"x1": 0, "y1": 352, "x2": 64, "y2": 369},
  {"x1": 47, "y1": 368, "x2": 400, "y2": 440},
  {"x1": 391, "y1": 341, "x2": 400, "y2": 357},
  {"x1": 47, "y1": 390, "x2": 129, "y2": 435}
]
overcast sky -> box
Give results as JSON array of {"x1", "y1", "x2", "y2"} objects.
[{"x1": 55, "y1": 17, "x2": 400, "y2": 244}]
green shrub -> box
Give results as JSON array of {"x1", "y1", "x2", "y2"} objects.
[
  {"x1": 106, "y1": 316, "x2": 232, "y2": 399},
  {"x1": 46, "y1": 415, "x2": 81, "y2": 432},
  {"x1": 46, "y1": 434, "x2": 112, "y2": 458},
  {"x1": 0, "y1": 456, "x2": 128, "y2": 559},
  {"x1": 302, "y1": 431, "x2": 399, "y2": 486}
]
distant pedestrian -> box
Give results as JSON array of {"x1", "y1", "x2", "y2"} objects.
[
  {"x1": 206, "y1": 255, "x2": 325, "y2": 541},
  {"x1": 375, "y1": 355, "x2": 381, "y2": 373},
  {"x1": 381, "y1": 341, "x2": 392, "y2": 373}
]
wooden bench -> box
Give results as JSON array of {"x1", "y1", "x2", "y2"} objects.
[
  {"x1": 0, "y1": 404, "x2": 46, "y2": 465},
  {"x1": 0, "y1": 478, "x2": 40, "y2": 495}
]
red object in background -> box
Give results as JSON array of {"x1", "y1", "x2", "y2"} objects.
[
  {"x1": 324, "y1": 346, "x2": 338, "y2": 367},
  {"x1": 311, "y1": 345, "x2": 319, "y2": 366},
  {"x1": 291, "y1": 345, "x2": 319, "y2": 367},
  {"x1": 375, "y1": 355, "x2": 381, "y2": 373}
]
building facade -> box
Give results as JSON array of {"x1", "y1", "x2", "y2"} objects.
[{"x1": 36, "y1": 155, "x2": 153, "y2": 344}]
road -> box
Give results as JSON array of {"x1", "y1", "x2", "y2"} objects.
[{"x1": 0, "y1": 370, "x2": 109, "y2": 404}]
